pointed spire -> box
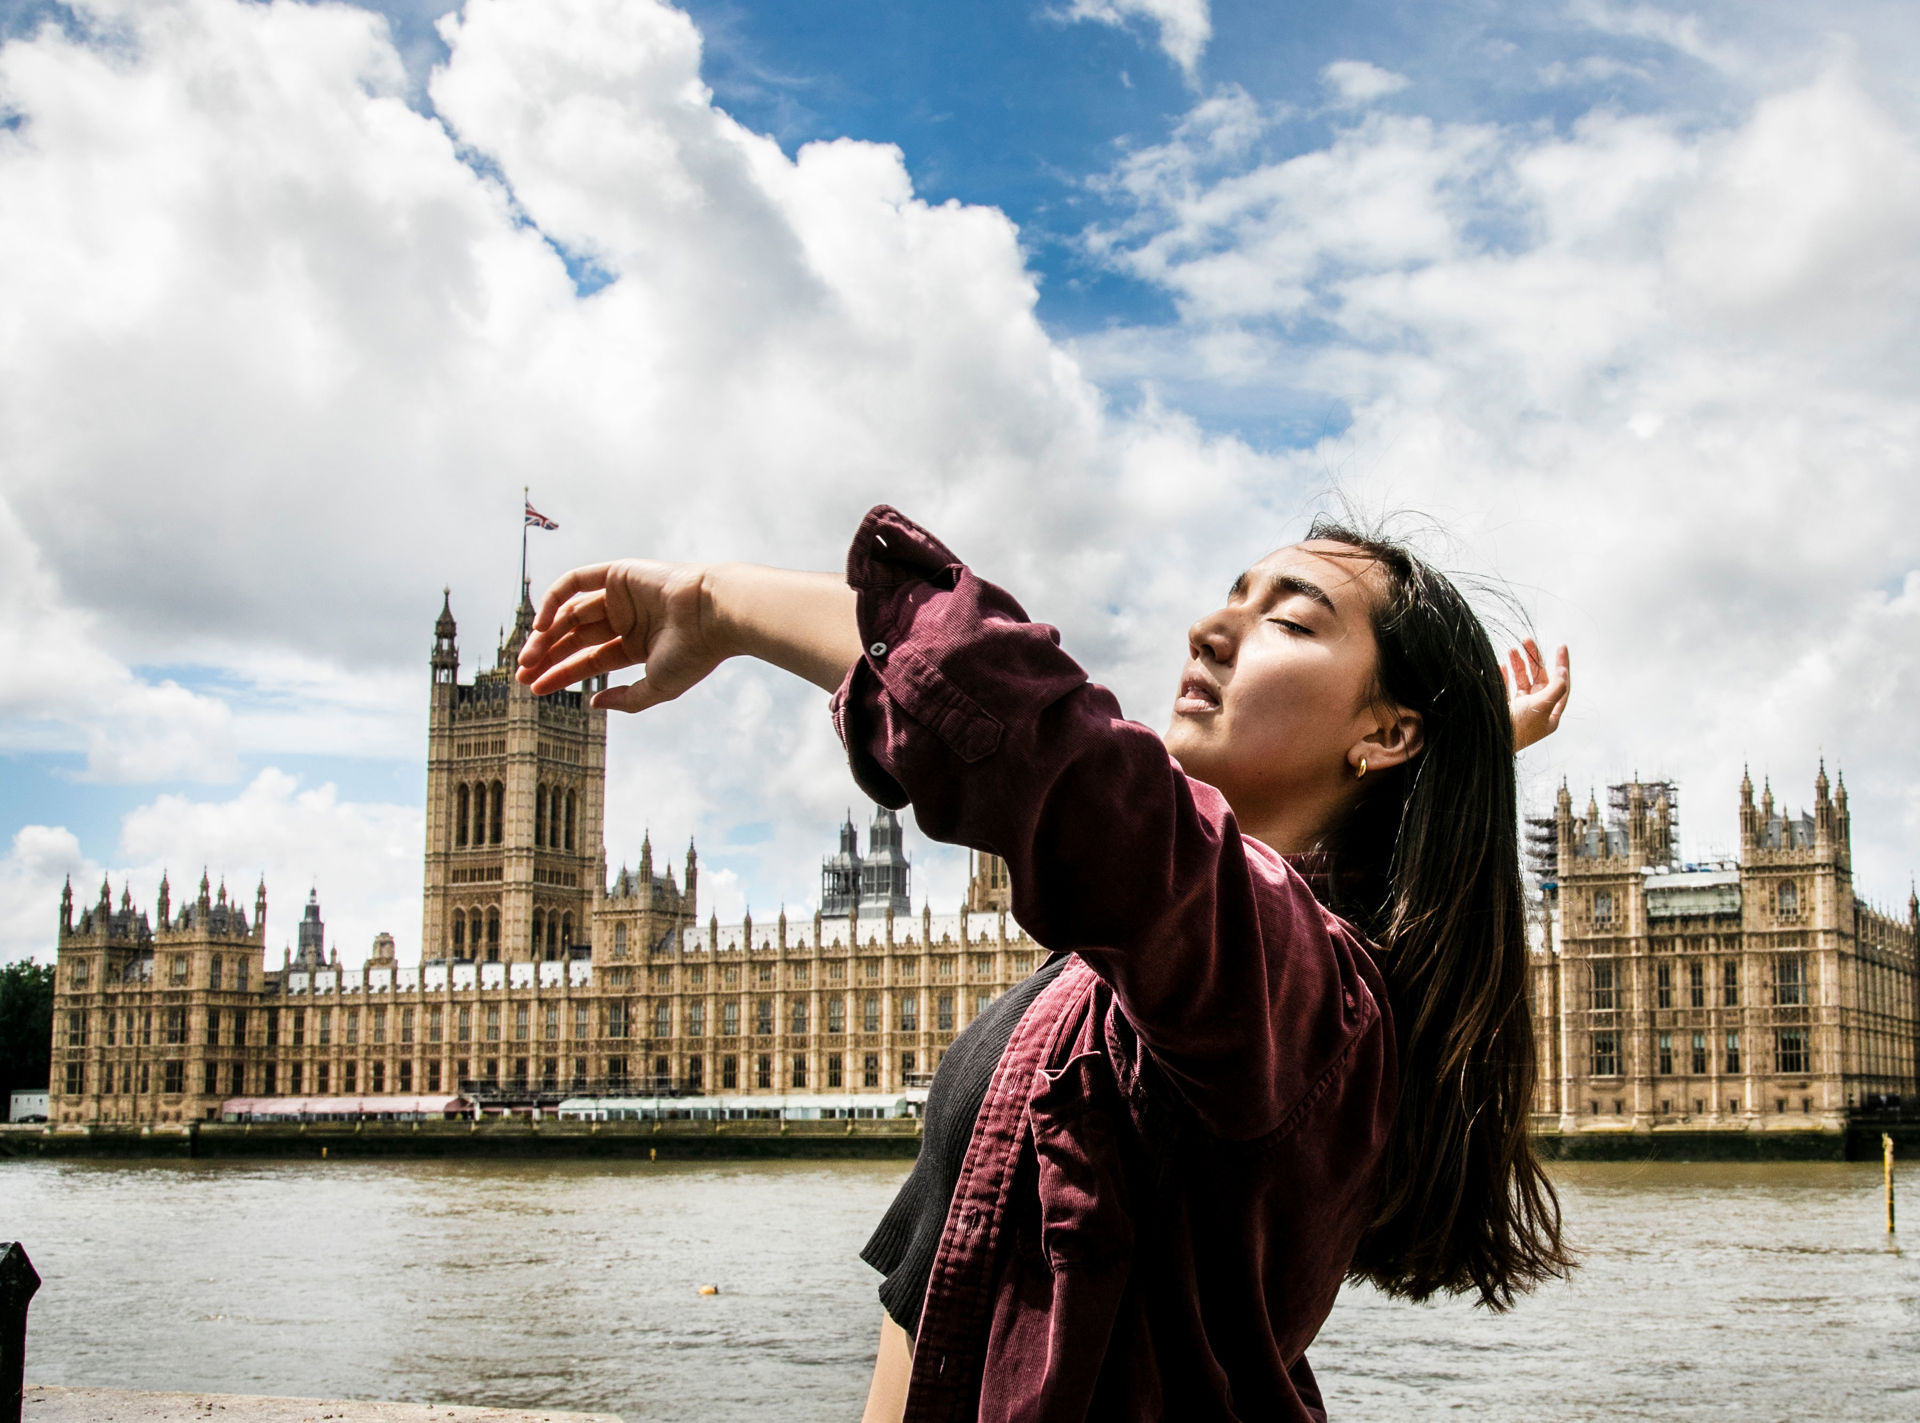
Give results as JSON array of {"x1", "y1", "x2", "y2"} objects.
[
  {"x1": 1816, "y1": 757, "x2": 1830, "y2": 802},
  {"x1": 1740, "y1": 763, "x2": 1753, "y2": 801},
  {"x1": 199, "y1": 868, "x2": 212, "y2": 906},
  {"x1": 120, "y1": 886, "x2": 131, "y2": 911},
  {"x1": 435, "y1": 587, "x2": 457, "y2": 639},
  {"x1": 501, "y1": 579, "x2": 538, "y2": 665}
]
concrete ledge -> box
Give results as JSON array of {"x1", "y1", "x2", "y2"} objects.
[
  {"x1": 24, "y1": 1386, "x2": 621, "y2": 1422},
  {"x1": 1532, "y1": 1122, "x2": 1920, "y2": 1161},
  {"x1": 0, "y1": 1118, "x2": 923, "y2": 1161}
]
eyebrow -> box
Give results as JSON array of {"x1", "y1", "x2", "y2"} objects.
[{"x1": 1229, "y1": 569, "x2": 1338, "y2": 615}]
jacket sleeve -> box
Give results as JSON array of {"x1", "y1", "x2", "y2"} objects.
[{"x1": 829, "y1": 506, "x2": 1379, "y2": 1140}]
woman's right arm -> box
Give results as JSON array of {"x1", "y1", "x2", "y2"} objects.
[{"x1": 516, "y1": 558, "x2": 862, "y2": 705}]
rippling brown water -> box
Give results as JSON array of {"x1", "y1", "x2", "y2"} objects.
[{"x1": 3, "y1": 1158, "x2": 1916, "y2": 1420}]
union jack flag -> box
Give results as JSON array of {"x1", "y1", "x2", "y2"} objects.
[{"x1": 524, "y1": 500, "x2": 558, "y2": 531}]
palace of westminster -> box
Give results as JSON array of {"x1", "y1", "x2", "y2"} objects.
[{"x1": 40, "y1": 584, "x2": 1920, "y2": 1133}]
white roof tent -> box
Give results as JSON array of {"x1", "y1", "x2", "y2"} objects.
[
  {"x1": 221, "y1": 1094, "x2": 471, "y2": 1122},
  {"x1": 555, "y1": 1089, "x2": 929, "y2": 1122}
]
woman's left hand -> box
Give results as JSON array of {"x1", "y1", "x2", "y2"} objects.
[{"x1": 1504, "y1": 639, "x2": 1570, "y2": 752}]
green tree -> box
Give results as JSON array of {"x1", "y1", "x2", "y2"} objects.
[{"x1": 0, "y1": 960, "x2": 55, "y2": 1118}]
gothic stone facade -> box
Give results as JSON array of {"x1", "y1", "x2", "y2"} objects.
[
  {"x1": 45, "y1": 587, "x2": 1043, "y2": 1126},
  {"x1": 1531, "y1": 768, "x2": 1920, "y2": 1133}
]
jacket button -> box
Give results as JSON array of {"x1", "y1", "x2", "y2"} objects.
[{"x1": 868, "y1": 642, "x2": 888, "y2": 658}]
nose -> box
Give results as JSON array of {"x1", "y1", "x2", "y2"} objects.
[{"x1": 1187, "y1": 606, "x2": 1235, "y2": 665}]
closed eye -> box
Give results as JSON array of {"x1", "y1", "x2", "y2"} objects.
[{"x1": 1267, "y1": 617, "x2": 1314, "y2": 636}]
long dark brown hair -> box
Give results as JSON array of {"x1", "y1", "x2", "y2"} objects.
[{"x1": 1308, "y1": 516, "x2": 1572, "y2": 1310}]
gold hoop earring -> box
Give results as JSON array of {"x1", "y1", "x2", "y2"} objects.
[{"x1": 1356, "y1": 758, "x2": 1368, "y2": 780}]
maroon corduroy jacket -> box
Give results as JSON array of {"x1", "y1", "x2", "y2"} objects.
[{"x1": 831, "y1": 506, "x2": 1399, "y2": 1422}]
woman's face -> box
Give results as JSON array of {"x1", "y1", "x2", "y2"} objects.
[{"x1": 1163, "y1": 541, "x2": 1416, "y2": 847}]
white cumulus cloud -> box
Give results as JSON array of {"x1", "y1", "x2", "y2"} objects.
[
  {"x1": 1059, "y1": 0, "x2": 1212, "y2": 80},
  {"x1": 1320, "y1": 60, "x2": 1410, "y2": 107}
]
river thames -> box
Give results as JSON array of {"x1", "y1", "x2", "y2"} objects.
[{"x1": 4, "y1": 1158, "x2": 1916, "y2": 1421}]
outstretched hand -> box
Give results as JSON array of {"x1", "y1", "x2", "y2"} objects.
[
  {"x1": 1504, "y1": 639, "x2": 1570, "y2": 752},
  {"x1": 515, "y1": 560, "x2": 726, "y2": 713}
]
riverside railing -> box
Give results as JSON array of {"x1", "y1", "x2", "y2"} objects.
[{"x1": 1, "y1": 1241, "x2": 40, "y2": 1423}]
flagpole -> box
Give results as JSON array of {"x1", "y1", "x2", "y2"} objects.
[{"x1": 520, "y1": 485, "x2": 529, "y2": 594}]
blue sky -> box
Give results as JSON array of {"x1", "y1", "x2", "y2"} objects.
[{"x1": 2, "y1": 0, "x2": 1917, "y2": 961}]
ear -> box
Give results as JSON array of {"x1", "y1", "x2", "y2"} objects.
[{"x1": 1348, "y1": 707, "x2": 1424, "y2": 775}]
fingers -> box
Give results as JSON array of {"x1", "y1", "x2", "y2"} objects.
[
  {"x1": 521, "y1": 586, "x2": 621, "y2": 686},
  {"x1": 1549, "y1": 645, "x2": 1571, "y2": 726},
  {"x1": 533, "y1": 564, "x2": 613, "y2": 632},
  {"x1": 523, "y1": 618, "x2": 614, "y2": 679},
  {"x1": 528, "y1": 639, "x2": 637, "y2": 696}
]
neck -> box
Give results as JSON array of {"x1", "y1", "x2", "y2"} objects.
[{"x1": 1231, "y1": 783, "x2": 1348, "y2": 857}]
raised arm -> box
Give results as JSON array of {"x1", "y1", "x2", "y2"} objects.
[{"x1": 516, "y1": 559, "x2": 861, "y2": 706}]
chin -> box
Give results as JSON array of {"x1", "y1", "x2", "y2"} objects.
[{"x1": 1162, "y1": 728, "x2": 1214, "y2": 781}]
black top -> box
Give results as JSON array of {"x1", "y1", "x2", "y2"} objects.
[{"x1": 861, "y1": 949, "x2": 1073, "y2": 1335}]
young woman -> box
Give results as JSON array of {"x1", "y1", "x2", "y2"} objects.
[{"x1": 516, "y1": 505, "x2": 1573, "y2": 1422}]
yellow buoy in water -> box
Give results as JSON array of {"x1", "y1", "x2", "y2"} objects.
[{"x1": 698, "y1": 1284, "x2": 719, "y2": 1296}]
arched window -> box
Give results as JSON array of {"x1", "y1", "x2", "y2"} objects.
[
  {"x1": 1778, "y1": 881, "x2": 1799, "y2": 915},
  {"x1": 532, "y1": 909, "x2": 545, "y2": 953},
  {"x1": 1593, "y1": 890, "x2": 1614, "y2": 924},
  {"x1": 565, "y1": 790, "x2": 576, "y2": 850},
  {"x1": 471, "y1": 782, "x2": 487, "y2": 845},
  {"x1": 452, "y1": 913, "x2": 466, "y2": 954},
  {"x1": 614, "y1": 922, "x2": 628, "y2": 958},
  {"x1": 456, "y1": 784, "x2": 470, "y2": 847},
  {"x1": 561, "y1": 913, "x2": 573, "y2": 949},
  {"x1": 490, "y1": 782, "x2": 504, "y2": 845},
  {"x1": 535, "y1": 785, "x2": 548, "y2": 848},
  {"x1": 486, "y1": 907, "x2": 500, "y2": 960}
]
